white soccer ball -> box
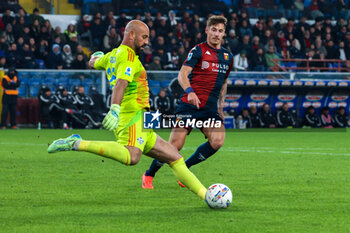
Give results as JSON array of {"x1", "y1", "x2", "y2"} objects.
[{"x1": 205, "y1": 183, "x2": 232, "y2": 209}]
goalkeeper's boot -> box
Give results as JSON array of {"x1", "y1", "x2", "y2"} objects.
[
  {"x1": 177, "y1": 180, "x2": 186, "y2": 188},
  {"x1": 142, "y1": 173, "x2": 154, "y2": 189},
  {"x1": 48, "y1": 134, "x2": 82, "y2": 153}
]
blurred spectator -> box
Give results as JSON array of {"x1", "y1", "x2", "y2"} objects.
[
  {"x1": 234, "y1": 50, "x2": 248, "y2": 71},
  {"x1": 339, "y1": 41, "x2": 347, "y2": 60},
  {"x1": 90, "y1": 16, "x2": 105, "y2": 50},
  {"x1": 164, "y1": 48, "x2": 179, "y2": 70},
  {"x1": 0, "y1": 56, "x2": 7, "y2": 69},
  {"x1": 155, "y1": 89, "x2": 171, "y2": 114},
  {"x1": 139, "y1": 46, "x2": 152, "y2": 68},
  {"x1": 6, "y1": 43, "x2": 21, "y2": 67},
  {"x1": 5, "y1": 24, "x2": 15, "y2": 45},
  {"x1": 30, "y1": 8, "x2": 44, "y2": 25},
  {"x1": 236, "y1": 108, "x2": 252, "y2": 129},
  {"x1": 258, "y1": 103, "x2": 276, "y2": 128},
  {"x1": 46, "y1": 44, "x2": 63, "y2": 69},
  {"x1": 320, "y1": 107, "x2": 334, "y2": 128},
  {"x1": 2, "y1": 9, "x2": 13, "y2": 27},
  {"x1": 64, "y1": 24, "x2": 78, "y2": 41},
  {"x1": 251, "y1": 48, "x2": 267, "y2": 71},
  {"x1": 227, "y1": 29, "x2": 239, "y2": 54},
  {"x1": 326, "y1": 40, "x2": 339, "y2": 59},
  {"x1": 21, "y1": 43, "x2": 36, "y2": 68},
  {"x1": 68, "y1": 34, "x2": 79, "y2": 54},
  {"x1": 31, "y1": 19, "x2": 41, "y2": 42},
  {"x1": 71, "y1": 53, "x2": 87, "y2": 69},
  {"x1": 35, "y1": 39, "x2": 49, "y2": 60},
  {"x1": 62, "y1": 44, "x2": 75, "y2": 69},
  {"x1": 53, "y1": 26, "x2": 66, "y2": 44},
  {"x1": 265, "y1": 45, "x2": 280, "y2": 71},
  {"x1": 249, "y1": 106, "x2": 262, "y2": 128},
  {"x1": 303, "y1": 106, "x2": 321, "y2": 127},
  {"x1": 309, "y1": 0, "x2": 324, "y2": 19},
  {"x1": 276, "y1": 103, "x2": 296, "y2": 128},
  {"x1": 334, "y1": 107, "x2": 349, "y2": 128},
  {"x1": 239, "y1": 19, "x2": 252, "y2": 38},
  {"x1": 238, "y1": 35, "x2": 252, "y2": 59},
  {"x1": 76, "y1": 15, "x2": 91, "y2": 46},
  {"x1": 178, "y1": 45, "x2": 187, "y2": 66},
  {"x1": 22, "y1": 26, "x2": 32, "y2": 43},
  {"x1": 314, "y1": 38, "x2": 327, "y2": 57},
  {"x1": 148, "y1": 56, "x2": 162, "y2": 70},
  {"x1": 103, "y1": 27, "x2": 121, "y2": 50},
  {"x1": 116, "y1": 12, "x2": 129, "y2": 29}
]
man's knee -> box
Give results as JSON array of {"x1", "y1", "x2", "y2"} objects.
[
  {"x1": 209, "y1": 135, "x2": 225, "y2": 150},
  {"x1": 128, "y1": 148, "x2": 142, "y2": 165}
]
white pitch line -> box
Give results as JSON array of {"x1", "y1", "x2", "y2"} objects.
[
  {"x1": 0, "y1": 142, "x2": 47, "y2": 146},
  {"x1": 182, "y1": 147, "x2": 350, "y2": 157}
]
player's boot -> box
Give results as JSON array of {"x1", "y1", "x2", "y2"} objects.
[
  {"x1": 48, "y1": 134, "x2": 82, "y2": 153},
  {"x1": 142, "y1": 173, "x2": 154, "y2": 189},
  {"x1": 177, "y1": 180, "x2": 186, "y2": 188}
]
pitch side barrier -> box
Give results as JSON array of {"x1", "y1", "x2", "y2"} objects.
[{"x1": 14, "y1": 69, "x2": 106, "y2": 97}]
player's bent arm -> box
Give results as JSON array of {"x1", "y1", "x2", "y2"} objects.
[
  {"x1": 111, "y1": 79, "x2": 128, "y2": 106},
  {"x1": 178, "y1": 65, "x2": 193, "y2": 91},
  {"x1": 178, "y1": 65, "x2": 201, "y2": 108}
]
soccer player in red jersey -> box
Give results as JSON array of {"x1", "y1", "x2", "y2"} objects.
[{"x1": 142, "y1": 15, "x2": 234, "y2": 189}]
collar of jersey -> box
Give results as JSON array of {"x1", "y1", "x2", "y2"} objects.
[
  {"x1": 120, "y1": 44, "x2": 136, "y2": 54},
  {"x1": 205, "y1": 42, "x2": 222, "y2": 52}
]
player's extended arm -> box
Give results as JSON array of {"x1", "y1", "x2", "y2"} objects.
[
  {"x1": 89, "y1": 51, "x2": 105, "y2": 69},
  {"x1": 102, "y1": 79, "x2": 128, "y2": 131},
  {"x1": 178, "y1": 65, "x2": 201, "y2": 109},
  {"x1": 218, "y1": 78, "x2": 228, "y2": 120}
]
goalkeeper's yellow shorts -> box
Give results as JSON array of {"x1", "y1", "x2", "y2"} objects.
[{"x1": 114, "y1": 110, "x2": 157, "y2": 154}]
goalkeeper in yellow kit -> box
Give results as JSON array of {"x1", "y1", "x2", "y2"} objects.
[{"x1": 47, "y1": 20, "x2": 207, "y2": 200}]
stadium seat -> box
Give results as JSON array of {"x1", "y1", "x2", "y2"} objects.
[
  {"x1": 150, "y1": 87, "x2": 161, "y2": 95},
  {"x1": 161, "y1": 80, "x2": 171, "y2": 88},
  {"x1": 29, "y1": 85, "x2": 40, "y2": 97},
  {"x1": 324, "y1": 90, "x2": 350, "y2": 115},
  {"x1": 148, "y1": 80, "x2": 161, "y2": 87},
  {"x1": 18, "y1": 85, "x2": 27, "y2": 97},
  {"x1": 68, "y1": 78, "x2": 82, "y2": 86}
]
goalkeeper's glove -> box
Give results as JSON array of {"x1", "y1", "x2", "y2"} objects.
[
  {"x1": 102, "y1": 104, "x2": 121, "y2": 131},
  {"x1": 91, "y1": 51, "x2": 104, "y2": 59}
]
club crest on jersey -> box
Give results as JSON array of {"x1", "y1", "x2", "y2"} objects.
[
  {"x1": 224, "y1": 53, "x2": 229, "y2": 60},
  {"x1": 125, "y1": 67, "x2": 132, "y2": 76}
]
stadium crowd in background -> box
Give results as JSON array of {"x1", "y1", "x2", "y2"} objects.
[{"x1": 1, "y1": 1, "x2": 350, "y2": 71}]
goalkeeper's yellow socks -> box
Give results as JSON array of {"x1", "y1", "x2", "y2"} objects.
[
  {"x1": 76, "y1": 140, "x2": 131, "y2": 165},
  {"x1": 169, "y1": 157, "x2": 206, "y2": 200}
]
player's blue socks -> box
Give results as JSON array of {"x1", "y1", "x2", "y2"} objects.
[
  {"x1": 185, "y1": 141, "x2": 217, "y2": 168},
  {"x1": 145, "y1": 159, "x2": 164, "y2": 177}
]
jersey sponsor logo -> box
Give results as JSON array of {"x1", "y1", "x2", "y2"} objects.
[
  {"x1": 127, "y1": 49, "x2": 135, "y2": 62},
  {"x1": 224, "y1": 53, "x2": 229, "y2": 60},
  {"x1": 125, "y1": 67, "x2": 132, "y2": 76},
  {"x1": 110, "y1": 56, "x2": 117, "y2": 63},
  {"x1": 201, "y1": 61, "x2": 210, "y2": 69},
  {"x1": 205, "y1": 50, "x2": 211, "y2": 55},
  {"x1": 210, "y1": 62, "x2": 229, "y2": 73}
]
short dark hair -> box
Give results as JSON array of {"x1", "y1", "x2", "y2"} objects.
[{"x1": 206, "y1": 15, "x2": 227, "y2": 28}]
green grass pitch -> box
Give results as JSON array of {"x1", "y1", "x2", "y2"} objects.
[{"x1": 1, "y1": 129, "x2": 350, "y2": 233}]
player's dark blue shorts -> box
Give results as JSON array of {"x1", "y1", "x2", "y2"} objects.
[{"x1": 174, "y1": 103, "x2": 223, "y2": 134}]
